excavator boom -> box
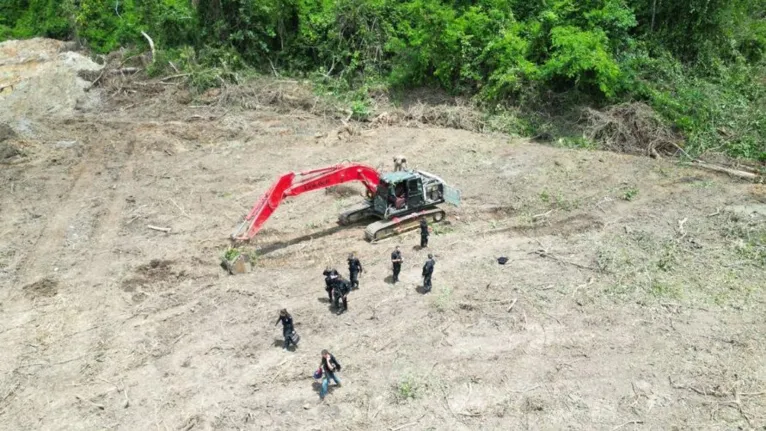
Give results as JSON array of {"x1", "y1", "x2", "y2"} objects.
[{"x1": 231, "y1": 163, "x2": 381, "y2": 241}]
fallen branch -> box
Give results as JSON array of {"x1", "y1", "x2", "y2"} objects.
[
  {"x1": 140, "y1": 31, "x2": 155, "y2": 63},
  {"x1": 572, "y1": 277, "x2": 595, "y2": 298},
  {"x1": 531, "y1": 249, "x2": 600, "y2": 272},
  {"x1": 707, "y1": 208, "x2": 721, "y2": 217},
  {"x1": 75, "y1": 394, "x2": 105, "y2": 410},
  {"x1": 692, "y1": 161, "x2": 760, "y2": 181},
  {"x1": 668, "y1": 376, "x2": 711, "y2": 396},
  {"x1": 0, "y1": 382, "x2": 20, "y2": 404},
  {"x1": 147, "y1": 225, "x2": 171, "y2": 233},
  {"x1": 122, "y1": 381, "x2": 130, "y2": 408},
  {"x1": 506, "y1": 298, "x2": 518, "y2": 313},
  {"x1": 389, "y1": 415, "x2": 425, "y2": 431},
  {"x1": 532, "y1": 209, "x2": 554, "y2": 220},
  {"x1": 160, "y1": 73, "x2": 190, "y2": 82},
  {"x1": 109, "y1": 67, "x2": 141, "y2": 75},
  {"x1": 676, "y1": 218, "x2": 688, "y2": 239}
]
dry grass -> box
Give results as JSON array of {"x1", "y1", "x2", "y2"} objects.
[{"x1": 582, "y1": 102, "x2": 683, "y2": 157}]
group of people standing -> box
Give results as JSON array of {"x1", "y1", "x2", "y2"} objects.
[
  {"x1": 273, "y1": 216, "x2": 439, "y2": 402},
  {"x1": 323, "y1": 252, "x2": 364, "y2": 315}
]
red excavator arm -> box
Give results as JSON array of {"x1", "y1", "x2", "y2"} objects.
[{"x1": 231, "y1": 163, "x2": 381, "y2": 241}]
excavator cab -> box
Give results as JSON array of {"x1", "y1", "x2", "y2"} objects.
[{"x1": 373, "y1": 171, "x2": 426, "y2": 218}]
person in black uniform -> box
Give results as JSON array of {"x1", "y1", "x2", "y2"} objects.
[
  {"x1": 275, "y1": 309, "x2": 295, "y2": 350},
  {"x1": 347, "y1": 252, "x2": 363, "y2": 289},
  {"x1": 422, "y1": 254, "x2": 435, "y2": 293},
  {"x1": 332, "y1": 278, "x2": 351, "y2": 315},
  {"x1": 419, "y1": 216, "x2": 430, "y2": 248},
  {"x1": 323, "y1": 267, "x2": 339, "y2": 300},
  {"x1": 391, "y1": 246, "x2": 403, "y2": 283}
]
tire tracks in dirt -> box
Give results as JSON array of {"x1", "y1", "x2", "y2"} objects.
[
  {"x1": 17, "y1": 134, "x2": 107, "y2": 286},
  {"x1": 81, "y1": 138, "x2": 136, "y2": 286}
]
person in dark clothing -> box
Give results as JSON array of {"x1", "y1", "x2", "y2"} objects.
[
  {"x1": 275, "y1": 309, "x2": 295, "y2": 350},
  {"x1": 422, "y1": 254, "x2": 435, "y2": 293},
  {"x1": 318, "y1": 349, "x2": 342, "y2": 400},
  {"x1": 323, "y1": 267, "x2": 339, "y2": 300},
  {"x1": 419, "y1": 217, "x2": 430, "y2": 248},
  {"x1": 391, "y1": 246, "x2": 403, "y2": 283},
  {"x1": 347, "y1": 252, "x2": 363, "y2": 289},
  {"x1": 332, "y1": 278, "x2": 351, "y2": 315}
]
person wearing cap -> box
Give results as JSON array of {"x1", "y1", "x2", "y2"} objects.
[
  {"x1": 275, "y1": 309, "x2": 295, "y2": 350},
  {"x1": 391, "y1": 245, "x2": 403, "y2": 283},
  {"x1": 319, "y1": 349, "x2": 342, "y2": 401},
  {"x1": 422, "y1": 253, "x2": 435, "y2": 293}
]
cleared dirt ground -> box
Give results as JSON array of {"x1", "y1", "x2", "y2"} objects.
[{"x1": 2, "y1": 40, "x2": 766, "y2": 431}]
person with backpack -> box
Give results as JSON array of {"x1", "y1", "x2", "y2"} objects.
[
  {"x1": 275, "y1": 309, "x2": 297, "y2": 350},
  {"x1": 318, "y1": 349, "x2": 342, "y2": 401}
]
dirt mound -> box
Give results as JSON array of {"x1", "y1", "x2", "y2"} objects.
[
  {"x1": 22, "y1": 277, "x2": 58, "y2": 298},
  {"x1": 121, "y1": 259, "x2": 186, "y2": 300},
  {"x1": 0, "y1": 38, "x2": 103, "y2": 126}
]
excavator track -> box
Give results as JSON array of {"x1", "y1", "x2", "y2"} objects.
[
  {"x1": 338, "y1": 201, "x2": 376, "y2": 225},
  {"x1": 364, "y1": 208, "x2": 446, "y2": 242}
]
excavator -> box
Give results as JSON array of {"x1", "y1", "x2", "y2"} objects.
[{"x1": 231, "y1": 162, "x2": 461, "y2": 242}]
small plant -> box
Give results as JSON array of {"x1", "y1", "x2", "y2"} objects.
[
  {"x1": 649, "y1": 280, "x2": 682, "y2": 298},
  {"x1": 394, "y1": 376, "x2": 420, "y2": 402},
  {"x1": 433, "y1": 286, "x2": 453, "y2": 312},
  {"x1": 223, "y1": 247, "x2": 241, "y2": 261},
  {"x1": 656, "y1": 241, "x2": 678, "y2": 272},
  {"x1": 350, "y1": 100, "x2": 371, "y2": 121},
  {"x1": 432, "y1": 223, "x2": 454, "y2": 236},
  {"x1": 539, "y1": 190, "x2": 551, "y2": 203},
  {"x1": 622, "y1": 187, "x2": 639, "y2": 201}
]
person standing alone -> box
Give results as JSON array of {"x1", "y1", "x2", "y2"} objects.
[
  {"x1": 391, "y1": 246, "x2": 403, "y2": 284},
  {"x1": 318, "y1": 349, "x2": 342, "y2": 401},
  {"x1": 347, "y1": 252, "x2": 363, "y2": 289},
  {"x1": 419, "y1": 216, "x2": 430, "y2": 248},
  {"x1": 275, "y1": 309, "x2": 295, "y2": 350},
  {"x1": 422, "y1": 254, "x2": 435, "y2": 293}
]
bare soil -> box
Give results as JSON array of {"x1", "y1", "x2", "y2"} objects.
[{"x1": 1, "y1": 40, "x2": 766, "y2": 431}]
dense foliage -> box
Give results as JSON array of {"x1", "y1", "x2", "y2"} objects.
[{"x1": 2, "y1": 0, "x2": 764, "y2": 159}]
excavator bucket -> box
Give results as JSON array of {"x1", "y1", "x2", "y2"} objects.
[{"x1": 444, "y1": 184, "x2": 461, "y2": 206}]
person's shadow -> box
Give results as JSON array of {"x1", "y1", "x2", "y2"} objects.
[
  {"x1": 312, "y1": 380, "x2": 337, "y2": 396},
  {"x1": 272, "y1": 338, "x2": 297, "y2": 351},
  {"x1": 384, "y1": 275, "x2": 394, "y2": 284},
  {"x1": 317, "y1": 296, "x2": 331, "y2": 304},
  {"x1": 415, "y1": 285, "x2": 430, "y2": 294}
]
